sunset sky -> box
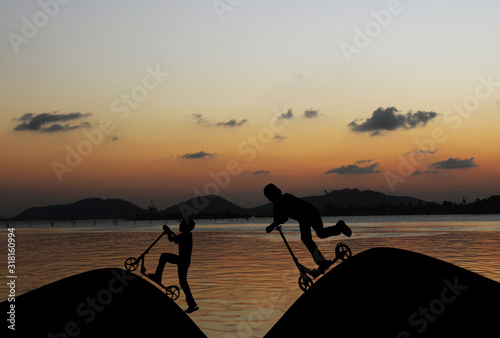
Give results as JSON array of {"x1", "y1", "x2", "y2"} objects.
[{"x1": 1, "y1": 1, "x2": 500, "y2": 217}]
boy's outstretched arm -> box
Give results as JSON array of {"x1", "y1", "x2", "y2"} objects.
[{"x1": 266, "y1": 215, "x2": 288, "y2": 233}]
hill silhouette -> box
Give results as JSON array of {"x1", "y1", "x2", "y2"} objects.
[
  {"x1": 11, "y1": 198, "x2": 146, "y2": 221},
  {"x1": 249, "y1": 188, "x2": 425, "y2": 216},
  {"x1": 161, "y1": 194, "x2": 251, "y2": 219}
]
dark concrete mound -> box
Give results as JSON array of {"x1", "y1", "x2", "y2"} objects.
[
  {"x1": 3, "y1": 268, "x2": 205, "y2": 337},
  {"x1": 266, "y1": 248, "x2": 500, "y2": 337}
]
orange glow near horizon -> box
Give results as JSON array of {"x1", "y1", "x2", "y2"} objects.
[{"x1": 2, "y1": 2, "x2": 500, "y2": 217}]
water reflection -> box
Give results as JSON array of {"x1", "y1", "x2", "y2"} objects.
[{"x1": 1, "y1": 217, "x2": 499, "y2": 337}]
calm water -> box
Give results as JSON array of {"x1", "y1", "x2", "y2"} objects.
[{"x1": 1, "y1": 215, "x2": 500, "y2": 337}]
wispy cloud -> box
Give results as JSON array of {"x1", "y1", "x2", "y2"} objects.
[
  {"x1": 214, "y1": 119, "x2": 247, "y2": 127},
  {"x1": 190, "y1": 114, "x2": 247, "y2": 128},
  {"x1": 244, "y1": 170, "x2": 270, "y2": 176},
  {"x1": 13, "y1": 112, "x2": 92, "y2": 133},
  {"x1": 273, "y1": 135, "x2": 287, "y2": 141},
  {"x1": 348, "y1": 107, "x2": 438, "y2": 136},
  {"x1": 429, "y1": 157, "x2": 477, "y2": 170},
  {"x1": 325, "y1": 160, "x2": 381, "y2": 175},
  {"x1": 412, "y1": 169, "x2": 439, "y2": 176},
  {"x1": 403, "y1": 148, "x2": 438, "y2": 156},
  {"x1": 179, "y1": 151, "x2": 217, "y2": 160},
  {"x1": 355, "y1": 159, "x2": 373, "y2": 164}
]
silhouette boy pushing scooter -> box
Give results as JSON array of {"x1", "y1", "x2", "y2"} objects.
[
  {"x1": 264, "y1": 184, "x2": 352, "y2": 272},
  {"x1": 148, "y1": 219, "x2": 199, "y2": 313}
]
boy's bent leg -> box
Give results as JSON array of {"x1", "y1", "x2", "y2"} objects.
[
  {"x1": 299, "y1": 222, "x2": 327, "y2": 265},
  {"x1": 153, "y1": 253, "x2": 179, "y2": 282}
]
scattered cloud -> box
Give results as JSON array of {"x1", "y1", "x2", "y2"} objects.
[
  {"x1": 214, "y1": 119, "x2": 247, "y2": 127},
  {"x1": 355, "y1": 159, "x2": 373, "y2": 164},
  {"x1": 273, "y1": 135, "x2": 287, "y2": 141},
  {"x1": 190, "y1": 114, "x2": 247, "y2": 128},
  {"x1": 348, "y1": 107, "x2": 438, "y2": 136},
  {"x1": 304, "y1": 109, "x2": 319, "y2": 119},
  {"x1": 13, "y1": 112, "x2": 92, "y2": 133},
  {"x1": 412, "y1": 169, "x2": 439, "y2": 176},
  {"x1": 325, "y1": 161, "x2": 381, "y2": 175},
  {"x1": 179, "y1": 151, "x2": 217, "y2": 160},
  {"x1": 190, "y1": 114, "x2": 211, "y2": 126},
  {"x1": 279, "y1": 109, "x2": 293, "y2": 119},
  {"x1": 404, "y1": 148, "x2": 438, "y2": 156},
  {"x1": 429, "y1": 157, "x2": 477, "y2": 170},
  {"x1": 244, "y1": 170, "x2": 270, "y2": 176}
]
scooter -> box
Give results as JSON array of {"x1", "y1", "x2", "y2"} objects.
[
  {"x1": 272, "y1": 224, "x2": 352, "y2": 292},
  {"x1": 124, "y1": 226, "x2": 181, "y2": 300}
]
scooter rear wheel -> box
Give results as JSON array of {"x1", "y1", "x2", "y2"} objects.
[
  {"x1": 298, "y1": 275, "x2": 313, "y2": 292},
  {"x1": 166, "y1": 285, "x2": 180, "y2": 300},
  {"x1": 124, "y1": 257, "x2": 139, "y2": 271},
  {"x1": 335, "y1": 243, "x2": 352, "y2": 261}
]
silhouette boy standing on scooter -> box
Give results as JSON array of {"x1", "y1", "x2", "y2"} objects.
[
  {"x1": 149, "y1": 219, "x2": 199, "y2": 313},
  {"x1": 264, "y1": 183, "x2": 352, "y2": 272}
]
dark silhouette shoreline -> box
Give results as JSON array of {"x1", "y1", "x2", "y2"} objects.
[{"x1": 4, "y1": 189, "x2": 499, "y2": 222}]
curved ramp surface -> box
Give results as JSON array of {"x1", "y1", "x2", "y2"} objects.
[
  {"x1": 266, "y1": 247, "x2": 500, "y2": 337},
  {"x1": 3, "y1": 268, "x2": 205, "y2": 337}
]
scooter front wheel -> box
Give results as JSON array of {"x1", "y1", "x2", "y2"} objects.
[
  {"x1": 298, "y1": 275, "x2": 313, "y2": 292},
  {"x1": 166, "y1": 285, "x2": 180, "y2": 301},
  {"x1": 124, "y1": 257, "x2": 139, "y2": 271}
]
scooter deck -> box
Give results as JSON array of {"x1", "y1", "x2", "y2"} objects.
[
  {"x1": 140, "y1": 271, "x2": 177, "y2": 292},
  {"x1": 140, "y1": 272, "x2": 181, "y2": 301},
  {"x1": 306, "y1": 259, "x2": 336, "y2": 279}
]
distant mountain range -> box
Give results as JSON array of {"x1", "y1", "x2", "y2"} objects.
[
  {"x1": 9, "y1": 189, "x2": 428, "y2": 221},
  {"x1": 10, "y1": 198, "x2": 145, "y2": 221}
]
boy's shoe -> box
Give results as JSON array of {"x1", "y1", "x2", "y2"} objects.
[
  {"x1": 185, "y1": 305, "x2": 199, "y2": 313},
  {"x1": 317, "y1": 260, "x2": 333, "y2": 275},
  {"x1": 337, "y1": 220, "x2": 352, "y2": 237}
]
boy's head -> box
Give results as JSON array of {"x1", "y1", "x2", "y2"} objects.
[
  {"x1": 263, "y1": 183, "x2": 282, "y2": 202},
  {"x1": 179, "y1": 219, "x2": 196, "y2": 233}
]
